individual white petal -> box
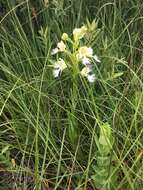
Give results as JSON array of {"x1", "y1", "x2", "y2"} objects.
[
  {"x1": 93, "y1": 54, "x2": 101, "y2": 62},
  {"x1": 87, "y1": 47, "x2": 93, "y2": 57},
  {"x1": 82, "y1": 57, "x2": 91, "y2": 65},
  {"x1": 87, "y1": 74, "x2": 96, "y2": 83},
  {"x1": 53, "y1": 68, "x2": 60, "y2": 78},
  {"x1": 51, "y1": 48, "x2": 59, "y2": 55}
]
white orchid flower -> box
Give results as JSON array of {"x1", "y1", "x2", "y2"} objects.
[
  {"x1": 57, "y1": 41, "x2": 66, "y2": 52},
  {"x1": 73, "y1": 25, "x2": 87, "y2": 41},
  {"x1": 80, "y1": 66, "x2": 96, "y2": 83},
  {"x1": 87, "y1": 74, "x2": 96, "y2": 83},
  {"x1": 77, "y1": 46, "x2": 100, "y2": 65},
  {"x1": 78, "y1": 46, "x2": 93, "y2": 59},
  {"x1": 53, "y1": 58, "x2": 67, "y2": 78},
  {"x1": 80, "y1": 66, "x2": 92, "y2": 77},
  {"x1": 51, "y1": 41, "x2": 66, "y2": 55}
]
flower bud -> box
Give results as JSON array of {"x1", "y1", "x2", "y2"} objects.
[{"x1": 61, "y1": 33, "x2": 68, "y2": 41}]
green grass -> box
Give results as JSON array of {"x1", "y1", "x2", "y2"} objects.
[{"x1": 0, "y1": 0, "x2": 143, "y2": 189}]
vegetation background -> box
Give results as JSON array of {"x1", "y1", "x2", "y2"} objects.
[{"x1": 0, "y1": 0, "x2": 143, "y2": 189}]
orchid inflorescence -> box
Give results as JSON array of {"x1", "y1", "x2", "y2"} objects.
[{"x1": 51, "y1": 25, "x2": 100, "y2": 83}]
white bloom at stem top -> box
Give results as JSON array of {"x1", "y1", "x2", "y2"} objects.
[
  {"x1": 53, "y1": 58, "x2": 67, "y2": 78},
  {"x1": 51, "y1": 40, "x2": 66, "y2": 55},
  {"x1": 80, "y1": 66, "x2": 96, "y2": 83},
  {"x1": 73, "y1": 25, "x2": 87, "y2": 41},
  {"x1": 51, "y1": 26, "x2": 101, "y2": 83}
]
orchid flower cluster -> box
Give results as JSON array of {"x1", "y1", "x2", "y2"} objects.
[{"x1": 51, "y1": 25, "x2": 100, "y2": 83}]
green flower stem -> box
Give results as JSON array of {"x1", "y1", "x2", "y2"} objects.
[{"x1": 68, "y1": 53, "x2": 80, "y2": 148}]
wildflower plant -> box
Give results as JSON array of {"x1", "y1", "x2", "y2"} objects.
[
  {"x1": 50, "y1": 22, "x2": 118, "y2": 189},
  {"x1": 51, "y1": 22, "x2": 101, "y2": 146},
  {"x1": 51, "y1": 23, "x2": 101, "y2": 83}
]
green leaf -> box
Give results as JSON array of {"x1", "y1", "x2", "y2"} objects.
[
  {"x1": 99, "y1": 123, "x2": 113, "y2": 145},
  {"x1": 111, "y1": 72, "x2": 123, "y2": 79},
  {"x1": 1, "y1": 145, "x2": 9, "y2": 154}
]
